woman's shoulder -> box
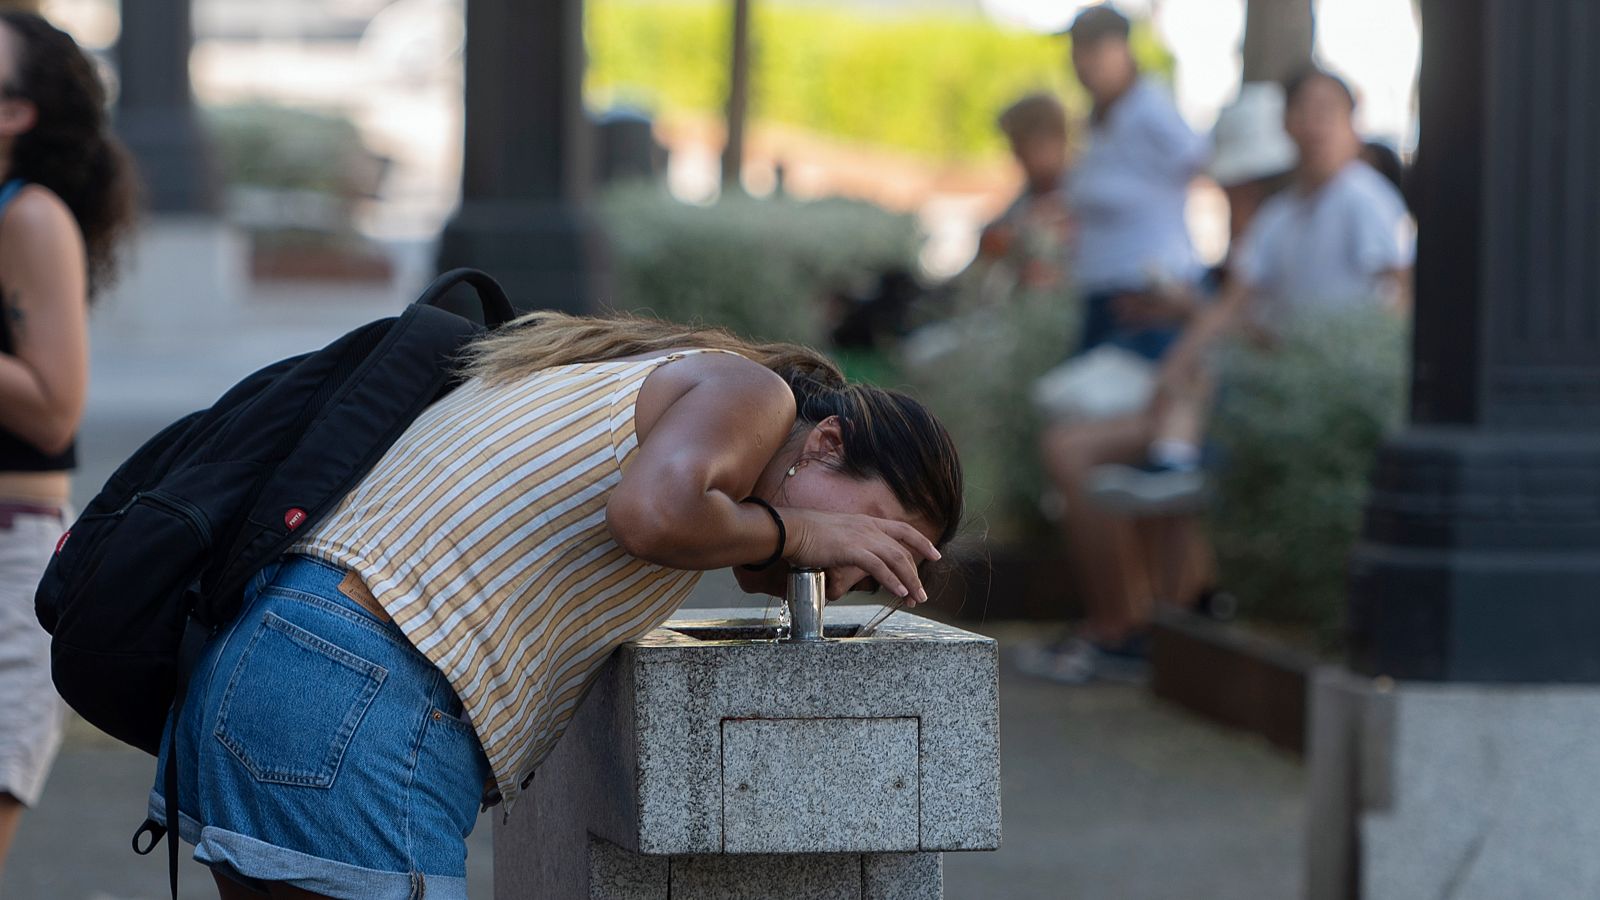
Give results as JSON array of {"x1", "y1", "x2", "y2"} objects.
[
  {"x1": 641, "y1": 347, "x2": 786, "y2": 393},
  {"x1": 4, "y1": 183, "x2": 74, "y2": 226},
  {"x1": 0, "y1": 184, "x2": 81, "y2": 253}
]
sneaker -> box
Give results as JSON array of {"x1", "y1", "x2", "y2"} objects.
[
  {"x1": 1012, "y1": 637, "x2": 1097, "y2": 684},
  {"x1": 1086, "y1": 460, "x2": 1207, "y2": 514},
  {"x1": 1012, "y1": 636, "x2": 1149, "y2": 685}
]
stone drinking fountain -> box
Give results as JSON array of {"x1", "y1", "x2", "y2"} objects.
[{"x1": 494, "y1": 570, "x2": 1001, "y2": 899}]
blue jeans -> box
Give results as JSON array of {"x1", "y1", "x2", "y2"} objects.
[
  {"x1": 1078, "y1": 288, "x2": 1182, "y2": 361},
  {"x1": 149, "y1": 556, "x2": 489, "y2": 899}
]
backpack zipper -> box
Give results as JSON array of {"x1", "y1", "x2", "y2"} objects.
[{"x1": 137, "y1": 491, "x2": 214, "y2": 548}]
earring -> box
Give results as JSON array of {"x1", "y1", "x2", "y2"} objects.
[{"x1": 786, "y1": 464, "x2": 799, "y2": 478}]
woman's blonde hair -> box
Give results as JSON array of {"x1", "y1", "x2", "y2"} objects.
[
  {"x1": 462, "y1": 310, "x2": 841, "y2": 388},
  {"x1": 463, "y1": 312, "x2": 964, "y2": 548}
]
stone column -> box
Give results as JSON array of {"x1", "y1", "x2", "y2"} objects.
[
  {"x1": 100, "y1": 0, "x2": 244, "y2": 338},
  {"x1": 1312, "y1": 3, "x2": 1600, "y2": 896},
  {"x1": 1349, "y1": 0, "x2": 1600, "y2": 682},
  {"x1": 436, "y1": 0, "x2": 603, "y2": 314},
  {"x1": 115, "y1": 0, "x2": 217, "y2": 214}
]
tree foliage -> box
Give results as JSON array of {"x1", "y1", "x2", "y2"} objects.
[{"x1": 587, "y1": 0, "x2": 1173, "y2": 160}]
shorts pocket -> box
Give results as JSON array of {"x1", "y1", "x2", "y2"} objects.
[
  {"x1": 214, "y1": 611, "x2": 387, "y2": 787},
  {"x1": 415, "y1": 706, "x2": 492, "y2": 858}
]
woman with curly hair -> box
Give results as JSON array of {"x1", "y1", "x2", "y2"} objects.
[{"x1": 0, "y1": 10, "x2": 137, "y2": 874}]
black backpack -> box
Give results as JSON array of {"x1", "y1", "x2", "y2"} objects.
[{"x1": 33, "y1": 268, "x2": 515, "y2": 892}]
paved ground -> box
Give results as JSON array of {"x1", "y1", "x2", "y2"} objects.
[{"x1": 1, "y1": 279, "x2": 1306, "y2": 898}]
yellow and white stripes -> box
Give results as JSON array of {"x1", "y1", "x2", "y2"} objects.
[{"x1": 293, "y1": 353, "x2": 714, "y2": 807}]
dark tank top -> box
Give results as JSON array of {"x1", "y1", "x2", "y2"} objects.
[{"x1": 0, "y1": 179, "x2": 77, "y2": 472}]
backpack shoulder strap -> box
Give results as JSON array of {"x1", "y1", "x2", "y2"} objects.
[{"x1": 207, "y1": 303, "x2": 484, "y2": 605}]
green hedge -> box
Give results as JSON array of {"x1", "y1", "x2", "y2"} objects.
[
  {"x1": 205, "y1": 103, "x2": 372, "y2": 196},
  {"x1": 597, "y1": 184, "x2": 922, "y2": 345},
  {"x1": 587, "y1": 0, "x2": 1172, "y2": 160},
  {"x1": 1207, "y1": 308, "x2": 1409, "y2": 646},
  {"x1": 898, "y1": 247, "x2": 1081, "y2": 546}
]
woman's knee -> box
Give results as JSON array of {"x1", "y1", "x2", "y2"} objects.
[{"x1": 1040, "y1": 418, "x2": 1148, "y2": 481}]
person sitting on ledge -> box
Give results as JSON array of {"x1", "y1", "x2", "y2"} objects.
[
  {"x1": 146, "y1": 314, "x2": 964, "y2": 900},
  {"x1": 1087, "y1": 66, "x2": 1414, "y2": 513},
  {"x1": 1019, "y1": 81, "x2": 1298, "y2": 685}
]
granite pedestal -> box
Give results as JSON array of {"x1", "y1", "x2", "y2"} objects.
[
  {"x1": 493, "y1": 606, "x2": 1000, "y2": 899},
  {"x1": 1309, "y1": 673, "x2": 1600, "y2": 899}
]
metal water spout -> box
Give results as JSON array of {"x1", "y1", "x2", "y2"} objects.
[{"x1": 783, "y1": 567, "x2": 826, "y2": 642}]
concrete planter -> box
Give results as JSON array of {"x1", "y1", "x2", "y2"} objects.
[
  {"x1": 933, "y1": 543, "x2": 1079, "y2": 623},
  {"x1": 1149, "y1": 608, "x2": 1319, "y2": 756},
  {"x1": 249, "y1": 239, "x2": 395, "y2": 283}
]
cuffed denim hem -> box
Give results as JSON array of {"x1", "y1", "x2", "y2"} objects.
[
  {"x1": 146, "y1": 788, "x2": 205, "y2": 846},
  {"x1": 193, "y1": 827, "x2": 463, "y2": 900}
]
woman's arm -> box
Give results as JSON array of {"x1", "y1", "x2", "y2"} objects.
[
  {"x1": 1155, "y1": 276, "x2": 1251, "y2": 390},
  {"x1": 606, "y1": 353, "x2": 937, "y2": 602},
  {"x1": 0, "y1": 187, "x2": 89, "y2": 456},
  {"x1": 606, "y1": 353, "x2": 799, "y2": 570}
]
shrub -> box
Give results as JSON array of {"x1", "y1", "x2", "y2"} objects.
[
  {"x1": 597, "y1": 184, "x2": 922, "y2": 345},
  {"x1": 586, "y1": 0, "x2": 1173, "y2": 161},
  {"x1": 1205, "y1": 307, "x2": 1409, "y2": 646},
  {"x1": 899, "y1": 257, "x2": 1080, "y2": 547},
  {"x1": 205, "y1": 103, "x2": 376, "y2": 198},
  {"x1": 204, "y1": 103, "x2": 387, "y2": 252}
]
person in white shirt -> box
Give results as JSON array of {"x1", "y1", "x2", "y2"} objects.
[
  {"x1": 1022, "y1": 82, "x2": 1298, "y2": 685},
  {"x1": 1089, "y1": 67, "x2": 1415, "y2": 511},
  {"x1": 1065, "y1": 4, "x2": 1208, "y2": 363}
]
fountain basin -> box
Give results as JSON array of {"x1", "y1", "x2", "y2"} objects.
[
  {"x1": 494, "y1": 604, "x2": 1000, "y2": 899},
  {"x1": 665, "y1": 617, "x2": 864, "y2": 641}
]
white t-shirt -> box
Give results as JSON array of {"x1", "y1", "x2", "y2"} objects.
[
  {"x1": 1067, "y1": 78, "x2": 1207, "y2": 292},
  {"x1": 1233, "y1": 160, "x2": 1415, "y2": 328}
]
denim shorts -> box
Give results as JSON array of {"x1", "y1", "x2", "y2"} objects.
[
  {"x1": 1079, "y1": 288, "x2": 1182, "y2": 361},
  {"x1": 148, "y1": 555, "x2": 490, "y2": 899}
]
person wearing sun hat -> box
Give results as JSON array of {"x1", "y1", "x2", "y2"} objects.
[
  {"x1": 1024, "y1": 81, "x2": 1300, "y2": 686},
  {"x1": 1087, "y1": 68, "x2": 1413, "y2": 515},
  {"x1": 1208, "y1": 82, "x2": 1299, "y2": 252}
]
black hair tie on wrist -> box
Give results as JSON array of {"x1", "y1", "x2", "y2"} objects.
[{"x1": 740, "y1": 496, "x2": 786, "y2": 571}]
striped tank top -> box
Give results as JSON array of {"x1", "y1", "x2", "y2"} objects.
[{"x1": 292, "y1": 350, "x2": 726, "y2": 807}]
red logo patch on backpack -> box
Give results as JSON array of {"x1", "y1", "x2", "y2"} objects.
[{"x1": 284, "y1": 508, "x2": 307, "y2": 531}]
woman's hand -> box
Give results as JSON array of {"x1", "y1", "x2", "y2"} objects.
[{"x1": 780, "y1": 507, "x2": 940, "y2": 604}]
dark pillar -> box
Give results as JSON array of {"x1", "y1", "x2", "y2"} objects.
[
  {"x1": 437, "y1": 0, "x2": 602, "y2": 314},
  {"x1": 720, "y1": 0, "x2": 751, "y2": 188},
  {"x1": 1349, "y1": 0, "x2": 1600, "y2": 682},
  {"x1": 115, "y1": 0, "x2": 218, "y2": 214}
]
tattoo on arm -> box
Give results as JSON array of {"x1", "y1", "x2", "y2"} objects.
[{"x1": 2, "y1": 291, "x2": 22, "y2": 339}]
